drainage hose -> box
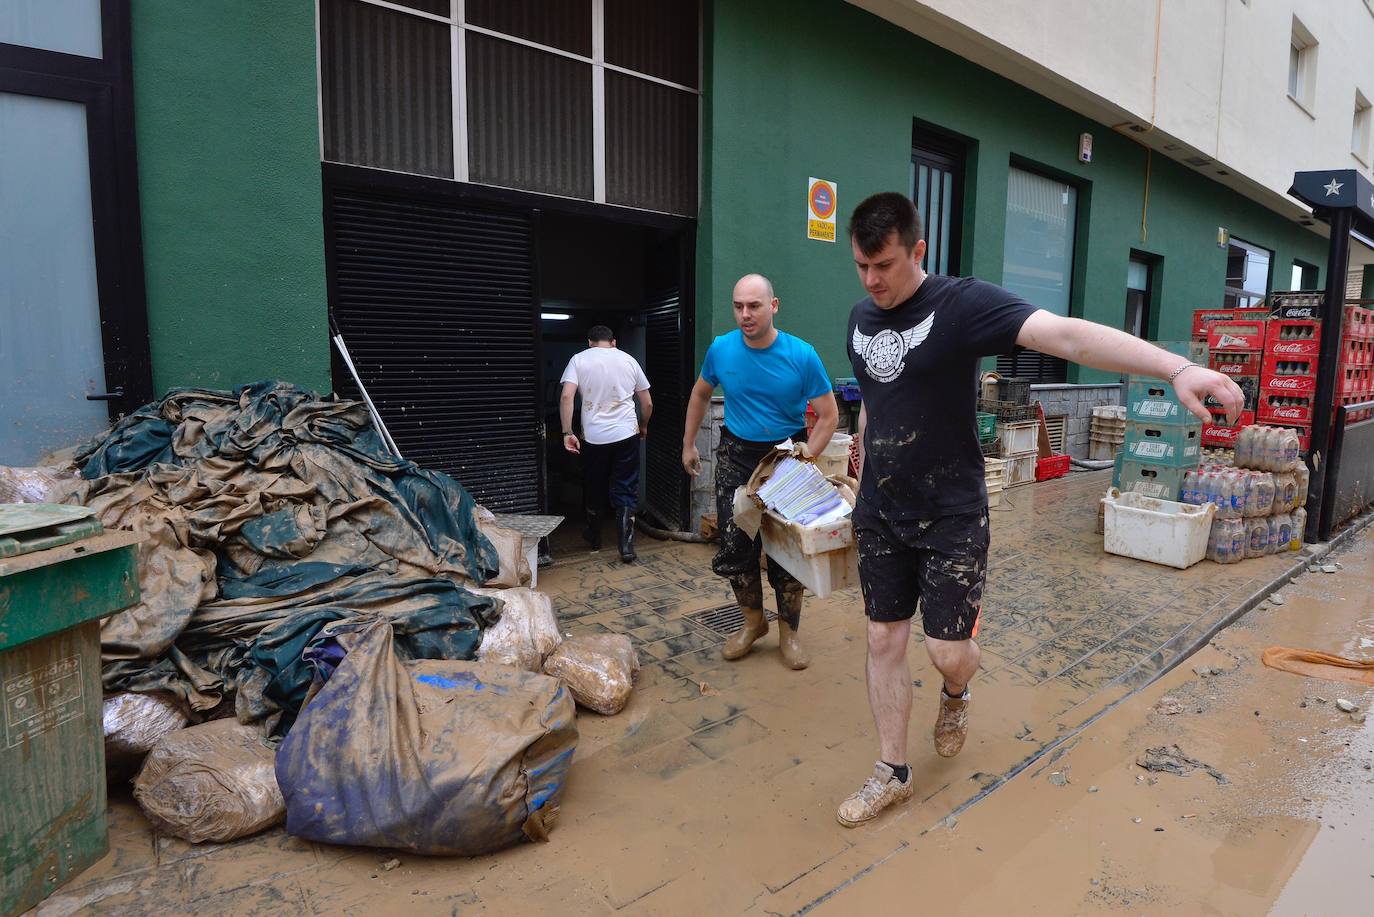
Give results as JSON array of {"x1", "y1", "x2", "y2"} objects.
[
  {"x1": 1071, "y1": 457, "x2": 1115, "y2": 471},
  {"x1": 636, "y1": 508, "x2": 712, "y2": 543}
]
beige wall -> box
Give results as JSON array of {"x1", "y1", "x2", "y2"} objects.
[{"x1": 850, "y1": 0, "x2": 1374, "y2": 222}]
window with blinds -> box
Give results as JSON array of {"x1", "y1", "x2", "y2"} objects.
[
  {"x1": 999, "y1": 166, "x2": 1079, "y2": 383},
  {"x1": 317, "y1": 0, "x2": 700, "y2": 216}
]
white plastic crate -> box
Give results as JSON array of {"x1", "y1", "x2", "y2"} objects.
[
  {"x1": 1102, "y1": 491, "x2": 1215, "y2": 569},
  {"x1": 1003, "y1": 451, "x2": 1037, "y2": 487},
  {"x1": 758, "y1": 512, "x2": 858, "y2": 598},
  {"x1": 999, "y1": 422, "x2": 1037, "y2": 456}
]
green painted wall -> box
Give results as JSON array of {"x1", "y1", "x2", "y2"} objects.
[
  {"x1": 132, "y1": 1, "x2": 329, "y2": 395},
  {"x1": 698, "y1": 0, "x2": 1330, "y2": 384}
]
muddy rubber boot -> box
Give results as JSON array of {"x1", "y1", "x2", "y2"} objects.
[
  {"x1": 582, "y1": 509, "x2": 602, "y2": 551},
  {"x1": 721, "y1": 606, "x2": 769, "y2": 660},
  {"x1": 616, "y1": 507, "x2": 637, "y2": 563},
  {"x1": 778, "y1": 620, "x2": 810, "y2": 670}
]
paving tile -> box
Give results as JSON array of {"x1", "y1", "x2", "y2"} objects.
[{"x1": 686, "y1": 714, "x2": 771, "y2": 760}]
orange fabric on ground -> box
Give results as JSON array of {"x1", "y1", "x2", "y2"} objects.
[{"x1": 1261, "y1": 645, "x2": 1374, "y2": 687}]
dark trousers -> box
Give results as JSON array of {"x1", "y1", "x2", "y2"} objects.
[
  {"x1": 583, "y1": 434, "x2": 640, "y2": 512},
  {"x1": 711, "y1": 427, "x2": 805, "y2": 628}
]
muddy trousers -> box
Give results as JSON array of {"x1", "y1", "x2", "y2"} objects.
[
  {"x1": 582, "y1": 434, "x2": 640, "y2": 512},
  {"x1": 711, "y1": 427, "x2": 806, "y2": 629}
]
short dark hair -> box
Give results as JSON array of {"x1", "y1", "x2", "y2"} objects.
[
  {"x1": 848, "y1": 192, "x2": 923, "y2": 257},
  {"x1": 587, "y1": 325, "x2": 615, "y2": 343}
]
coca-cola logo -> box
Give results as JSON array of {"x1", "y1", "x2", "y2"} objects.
[
  {"x1": 1271, "y1": 343, "x2": 1309, "y2": 354},
  {"x1": 1267, "y1": 377, "x2": 1306, "y2": 390},
  {"x1": 1217, "y1": 363, "x2": 1247, "y2": 374},
  {"x1": 1216, "y1": 334, "x2": 1252, "y2": 348},
  {"x1": 1283, "y1": 308, "x2": 1316, "y2": 318},
  {"x1": 1208, "y1": 428, "x2": 1238, "y2": 442},
  {"x1": 1270, "y1": 407, "x2": 1304, "y2": 419}
]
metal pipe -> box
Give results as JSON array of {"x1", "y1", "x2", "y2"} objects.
[
  {"x1": 1304, "y1": 207, "x2": 1353, "y2": 542},
  {"x1": 330, "y1": 325, "x2": 404, "y2": 460}
]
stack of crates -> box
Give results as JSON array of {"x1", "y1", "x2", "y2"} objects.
[
  {"x1": 1260, "y1": 295, "x2": 1320, "y2": 451},
  {"x1": 979, "y1": 377, "x2": 1037, "y2": 489},
  {"x1": 1202, "y1": 314, "x2": 1265, "y2": 447},
  {"x1": 1088, "y1": 405, "x2": 1126, "y2": 461},
  {"x1": 1337, "y1": 302, "x2": 1374, "y2": 423},
  {"x1": 1114, "y1": 377, "x2": 1202, "y2": 500}
]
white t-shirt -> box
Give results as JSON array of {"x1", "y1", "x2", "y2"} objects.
[{"x1": 560, "y1": 347, "x2": 650, "y2": 445}]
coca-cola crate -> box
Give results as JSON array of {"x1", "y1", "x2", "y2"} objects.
[
  {"x1": 1205, "y1": 374, "x2": 1258, "y2": 412},
  {"x1": 1344, "y1": 303, "x2": 1374, "y2": 340},
  {"x1": 1208, "y1": 321, "x2": 1267, "y2": 353},
  {"x1": 1339, "y1": 364, "x2": 1374, "y2": 394},
  {"x1": 1342, "y1": 336, "x2": 1373, "y2": 366},
  {"x1": 1209, "y1": 351, "x2": 1261, "y2": 377},
  {"x1": 1192, "y1": 308, "x2": 1237, "y2": 338},
  {"x1": 1258, "y1": 392, "x2": 1315, "y2": 425},
  {"x1": 1260, "y1": 371, "x2": 1316, "y2": 397},
  {"x1": 1337, "y1": 393, "x2": 1374, "y2": 422},
  {"x1": 1270, "y1": 291, "x2": 1323, "y2": 320},
  {"x1": 1265, "y1": 319, "x2": 1321, "y2": 357},
  {"x1": 1201, "y1": 409, "x2": 1255, "y2": 448}
]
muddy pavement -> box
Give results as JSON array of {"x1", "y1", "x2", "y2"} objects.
[{"x1": 824, "y1": 523, "x2": 1374, "y2": 916}]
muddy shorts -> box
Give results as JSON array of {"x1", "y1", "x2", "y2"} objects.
[{"x1": 855, "y1": 505, "x2": 989, "y2": 640}]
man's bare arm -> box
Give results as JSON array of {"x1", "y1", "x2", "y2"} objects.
[
  {"x1": 681, "y1": 376, "x2": 715, "y2": 476},
  {"x1": 1016, "y1": 310, "x2": 1244, "y2": 424}
]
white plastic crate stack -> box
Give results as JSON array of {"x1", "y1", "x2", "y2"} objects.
[
  {"x1": 998, "y1": 420, "x2": 1037, "y2": 488},
  {"x1": 984, "y1": 457, "x2": 1005, "y2": 508},
  {"x1": 1089, "y1": 405, "x2": 1126, "y2": 461}
]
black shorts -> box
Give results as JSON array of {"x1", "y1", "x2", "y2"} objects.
[{"x1": 855, "y1": 506, "x2": 989, "y2": 640}]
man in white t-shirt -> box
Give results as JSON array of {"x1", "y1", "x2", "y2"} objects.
[{"x1": 560, "y1": 325, "x2": 653, "y2": 562}]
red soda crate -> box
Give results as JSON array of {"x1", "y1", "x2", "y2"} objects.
[
  {"x1": 1270, "y1": 292, "x2": 1322, "y2": 320},
  {"x1": 1261, "y1": 372, "x2": 1317, "y2": 397},
  {"x1": 1208, "y1": 321, "x2": 1267, "y2": 352},
  {"x1": 1035, "y1": 454, "x2": 1070, "y2": 481},
  {"x1": 1201, "y1": 409, "x2": 1255, "y2": 448},
  {"x1": 1336, "y1": 394, "x2": 1373, "y2": 423},
  {"x1": 1344, "y1": 304, "x2": 1374, "y2": 340},
  {"x1": 1209, "y1": 351, "x2": 1261, "y2": 376},
  {"x1": 1265, "y1": 319, "x2": 1321, "y2": 357},
  {"x1": 1338, "y1": 364, "x2": 1374, "y2": 394},
  {"x1": 1341, "y1": 336, "x2": 1373, "y2": 366},
  {"x1": 1192, "y1": 308, "x2": 1236, "y2": 338},
  {"x1": 1258, "y1": 392, "x2": 1315, "y2": 425},
  {"x1": 1260, "y1": 352, "x2": 1315, "y2": 378}
]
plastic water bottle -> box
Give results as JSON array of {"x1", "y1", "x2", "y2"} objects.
[
  {"x1": 1247, "y1": 517, "x2": 1270, "y2": 558},
  {"x1": 1228, "y1": 518, "x2": 1248, "y2": 560},
  {"x1": 1235, "y1": 426, "x2": 1255, "y2": 469},
  {"x1": 1181, "y1": 469, "x2": 1198, "y2": 505},
  {"x1": 1282, "y1": 429, "x2": 1300, "y2": 471},
  {"x1": 1273, "y1": 472, "x2": 1297, "y2": 513},
  {"x1": 1294, "y1": 464, "x2": 1310, "y2": 507},
  {"x1": 1274, "y1": 513, "x2": 1293, "y2": 552},
  {"x1": 1290, "y1": 507, "x2": 1307, "y2": 549},
  {"x1": 1227, "y1": 471, "x2": 1245, "y2": 518},
  {"x1": 1266, "y1": 516, "x2": 1283, "y2": 555},
  {"x1": 1255, "y1": 473, "x2": 1275, "y2": 516}
]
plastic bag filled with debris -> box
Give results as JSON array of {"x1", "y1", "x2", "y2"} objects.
[
  {"x1": 133, "y1": 718, "x2": 284, "y2": 843},
  {"x1": 472, "y1": 586, "x2": 562, "y2": 671},
  {"x1": 0, "y1": 465, "x2": 75, "y2": 503},
  {"x1": 103, "y1": 692, "x2": 188, "y2": 782},
  {"x1": 277, "y1": 615, "x2": 576, "y2": 855},
  {"x1": 542, "y1": 634, "x2": 640, "y2": 716}
]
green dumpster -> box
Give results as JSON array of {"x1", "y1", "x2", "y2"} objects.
[{"x1": 0, "y1": 505, "x2": 140, "y2": 917}]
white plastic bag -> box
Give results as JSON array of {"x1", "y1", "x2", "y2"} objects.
[
  {"x1": 542, "y1": 634, "x2": 639, "y2": 715},
  {"x1": 472, "y1": 587, "x2": 562, "y2": 671},
  {"x1": 103, "y1": 692, "x2": 188, "y2": 781}
]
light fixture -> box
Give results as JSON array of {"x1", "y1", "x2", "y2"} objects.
[{"x1": 540, "y1": 312, "x2": 572, "y2": 321}]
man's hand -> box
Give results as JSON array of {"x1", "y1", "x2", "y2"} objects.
[
  {"x1": 1174, "y1": 365, "x2": 1244, "y2": 425},
  {"x1": 797, "y1": 443, "x2": 817, "y2": 463},
  {"x1": 563, "y1": 433, "x2": 581, "y2": 455},
  {"x1": 639, "y1": 424, "x2": 649, "y2": 440},
  {"x1": 682, "y1": 444, "x2": 702, "y2": 476}
]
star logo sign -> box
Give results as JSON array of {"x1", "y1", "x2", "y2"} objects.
[{"x1": 1324, "y1": 178, "x2": 1344, "y2": 196}]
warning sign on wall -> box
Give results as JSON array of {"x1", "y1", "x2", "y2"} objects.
[{"x1": 807, "y1": 177, "x2": 837, "y2": 242}]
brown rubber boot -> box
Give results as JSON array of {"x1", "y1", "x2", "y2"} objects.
[
  {"x1": 778, "y1": 620, "x2": 810, "y2": 670},
  {"x1": 721, "y1": 606, "x2": 769, "y2": 660}
]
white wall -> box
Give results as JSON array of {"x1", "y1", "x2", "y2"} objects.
[{"x1": 850, "y1": 0, "x2": 1374, "y2": 221}]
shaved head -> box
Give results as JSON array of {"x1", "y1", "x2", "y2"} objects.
[{"x1": 734, "y1": 273, "x2": 775, "y2": 301}]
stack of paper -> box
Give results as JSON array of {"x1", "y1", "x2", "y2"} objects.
[{"x1": 754, "y1": 457, "x2": 851, "y2": 526}]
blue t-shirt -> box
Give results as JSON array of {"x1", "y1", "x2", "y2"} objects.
[{"x1": 700, "y1": 330, "x2": 832, "y2": 442}]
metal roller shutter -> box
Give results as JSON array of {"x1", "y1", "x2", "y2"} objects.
[
  {"x1": 643, "y1": 287, "x2": 688, "y2": 529},
  {"x1": 328, "y1": 186, "x2": 542, "y2": 513}
]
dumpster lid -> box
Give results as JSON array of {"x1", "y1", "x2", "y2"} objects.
[{"x1": 0, "y1": 504, "x2": 102, "y2": 558}]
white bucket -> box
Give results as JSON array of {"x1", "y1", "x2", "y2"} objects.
[{"x1": 816, "y1": 433, "x2": 853, "y2": 478}]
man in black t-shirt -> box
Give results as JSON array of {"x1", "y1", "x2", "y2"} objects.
[{"x1": 834, "y1": 193, "x2": 1244, "y2": 828}]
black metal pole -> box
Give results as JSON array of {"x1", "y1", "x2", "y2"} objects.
[
  {"x1": 1304, "y1": 207, "x2": 1353, "y2": 542},
  {"x1": 1319, "y1": 405, "x2": 1348, "y2": 540}
]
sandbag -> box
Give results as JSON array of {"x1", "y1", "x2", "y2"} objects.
[
  {"x1": 103, "y1": 691, "x2": 189, "y2": 782},
  {"x1": 0, "y1": 465, "x2": 74, "y2": 503},
  {"x1": 133, "y1": 719, "x2": 283, "y2": 843},
  {"x1": 472, "y1": 586, "x2": 562, "y2": 671},
  {"x1": 542, "y1": 634, "x2": 639, "y2": 716},
  {"x1": 276, "y1": 616, "x2": 576, "y2": 855}
]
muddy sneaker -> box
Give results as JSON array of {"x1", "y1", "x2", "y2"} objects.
[
  {"x1": 836, "y1": 761, "x2": 914, "y2": 828},
  {"x1": 934, "y1": 688, "x2": 970, "y2": 757}
]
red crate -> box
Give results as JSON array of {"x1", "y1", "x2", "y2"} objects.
[
  {"x1": 1265, "y1": 319, "x2": 1321, "y2": 357},
  {"x1": 1035, "y1": 454, "x2": 1070, "y2": 481},
  {"x1": 1342, "y1": 336, "x2": 1373, "y2": 366},
  {"x1": 1270, "y1": 292, "x2": 1323, "y2": 320},
  {"x1": 1261, "y1": 352, "x2": 1316, "y2": 378},
  {"x1": 1338, "y1": 365, "x2": 1374, "y2": 394},
  {"x1": 1338, "y1": 393, "x2": 1374, "y2": 422},
  {"x1": 1192, "y1": 308, "x2": 1237, "y2": 338},
  {"x1": 1209, "y1": 321, "x2": 1267, "y2": 352},
  {"x1": 1261, "y1": 372, "x2": 1317, "y2": 397},
  {"x1": 1258, "y1": 392, "x2": 1315, "y2": 425},
  {"x1": 1209, "y1": 352, "x2": 1262, "y2": 376},
  {"x1": 1201, "y1": 409, "x2": 1255, "y2": 448},
  {"x1": 1344, "y1": 304, "x2": 1374, "y2": 340}
]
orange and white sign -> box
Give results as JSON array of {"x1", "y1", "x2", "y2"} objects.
[{"x1": 807, "y1": 177, "x2": 837, "y2": 242}]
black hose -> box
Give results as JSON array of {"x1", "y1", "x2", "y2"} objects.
[{"x1": 636, "y1": 506, "x2": 713, "y2": 543}]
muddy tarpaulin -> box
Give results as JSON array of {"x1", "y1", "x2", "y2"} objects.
[
  {"x1": 57, "y1": 381, "x2": 503, "y2": 719},
  {"x1": 277, "y1": 616, "x2": 577, "y2": 855}
]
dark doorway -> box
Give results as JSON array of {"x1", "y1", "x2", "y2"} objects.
[{"x1": 911, "y1": 126, "x2": 967, "y2": 277}]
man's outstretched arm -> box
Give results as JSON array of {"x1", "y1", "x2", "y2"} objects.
[{"x1": 1016, "y1": 311, "x2": 1244, "y2": 424}]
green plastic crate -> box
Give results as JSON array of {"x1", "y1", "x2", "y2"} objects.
[{"x1": 976, "y1": 412, "x2": 997, "y2": 442}]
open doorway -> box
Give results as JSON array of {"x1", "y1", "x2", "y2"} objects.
[{"x1": 535, "y1": 212, "x2": 691, "y2": 557}]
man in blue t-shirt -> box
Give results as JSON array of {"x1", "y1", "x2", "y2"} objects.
[{"x1": 681, "y1": 273, "x2": 839, "y2": 670}]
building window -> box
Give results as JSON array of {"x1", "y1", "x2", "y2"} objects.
[
  {"x1": 1288, "y1": 17, "x2": 1317, "y2": 113},
  {"x1": 1291, "y1": 260, "x2": 1319, "y2": 291},
  {"x1": 997, "y1": 166, "x2": 1078, "y2": 383},
  {"x1": 1354, "y1": 91, "x2": 1372, "y2": 163},
  {"x1": 1125, "y1": 255, "x2": 1155, "y2": 339},
  {"x1": 317, "y1": 0, "x2": 700, "y2": 216},
  {"x1": 1224, "y1": 237, "x2": 1271, "y2": 308}
]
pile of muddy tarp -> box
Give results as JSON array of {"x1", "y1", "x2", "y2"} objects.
[{"x1": 54, "y1": 381, "x2": 504, "y2": 731}]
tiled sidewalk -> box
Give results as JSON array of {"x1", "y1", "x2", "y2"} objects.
[{"x1": 37, "y1": 469, "x2": 1303, "y2": 916}]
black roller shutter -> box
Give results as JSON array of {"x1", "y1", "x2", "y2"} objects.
[
  {"x1": 643, "y1": 287, "x2": 688, "y2": 529},
  {"x1": 996, "y1": 348, "x2": 1067, "y2": 385},
  {"x1": 327, "y1": 186, "x2": 542, "y2": 512}
]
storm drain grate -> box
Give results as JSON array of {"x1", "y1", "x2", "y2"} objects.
[{"x1": 685, "y1": 602, "x2": 777, "y2": 636}]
